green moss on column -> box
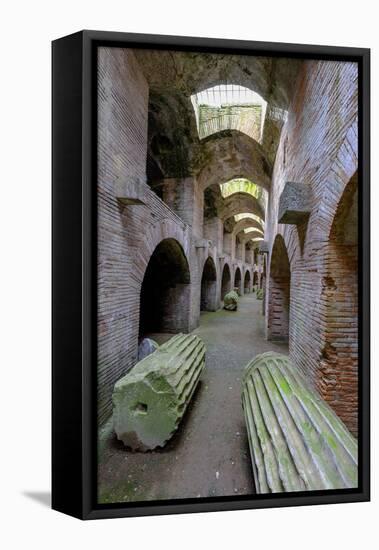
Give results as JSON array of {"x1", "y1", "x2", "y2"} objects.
[
  {"x1": 112, "y1": 333, "x2": 206, "y2": 451},
  {"x1": 223, "y1": 290, "x2": 239, "y2": 311},
  {"x1": 241, "y1": 352, "x2": 358, "y2": 493}
]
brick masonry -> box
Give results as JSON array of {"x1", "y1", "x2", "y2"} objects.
[
  {"x1": 97, "y1": 49, "x2": 359, "y2": 436},
  {"x1": 264, "y1": 60, "x2": 358, "y2": 435},
  {"x1": 97, "y1": 48, "x2": 256, "y2": 425}
]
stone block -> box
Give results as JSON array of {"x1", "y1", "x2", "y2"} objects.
[
  {"x1": 195, "y1": 238, "x2": 212, "y2": 249},
  {"x1": 223, "y1": 290, "x2": 239, "y2": 311},
  {"x1": 115, "y1": 180, "x2": 148, "y2": 205},
  {"x1": 278, "y1": 181, "x2": 311, "y2": 224},
  {"x1": 241, "y1": 352, "x2": 358, "y2": 493},
  {"x1": 113, "y1": 333, "x2": 205, "y2": 451},
  {"x1": 256, "y1": 288, "x2": 263, "y2": 300}
]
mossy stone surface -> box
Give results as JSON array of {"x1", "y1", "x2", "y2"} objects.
[
  {"x1": 242, "y1": 351, "x2": 358, "y2": 493},
  {"x1": 223, "y1": 290, "x2": 239, "y2": 311},
  {"x1": 113, "y1": 333, "x2": 206, "y2": 451}
]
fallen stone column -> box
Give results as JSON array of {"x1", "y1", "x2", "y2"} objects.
[
  {"x1": 113, "y1": 333, "x2": 205, "y2": 451},
  {"x1": 242, "y1": 352, "x2": 358, "y2": 493},
  {"x1": 224, "y1": 290, "x2": 239, "y2": 311},
  {"x1": 256, "y1": 288, "x2": 263, "y2": 299}
]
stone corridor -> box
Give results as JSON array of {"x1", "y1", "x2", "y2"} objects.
[
  {"x1": 96, "y1": 46, "x2": 359, "y2": 500},
  {"x1": 98, "y1": 294, "x2": 287, "y2": 503}
]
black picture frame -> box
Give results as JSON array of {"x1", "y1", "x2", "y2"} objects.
[{"x1": 52, "y1": 30, "x2": 370, "y2": 520}]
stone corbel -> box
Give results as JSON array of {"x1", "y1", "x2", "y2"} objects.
[
  {"x1": 195, "y1": 238, "x2": 212, "y2": 249},
  {"x1": 115, "y1": 179, "x2": 147, "y2": 205},
  {"x1": 278, "y1": 181, "x2": 311, "y2": 224}
]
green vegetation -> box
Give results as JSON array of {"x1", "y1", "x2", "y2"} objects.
[{"x1": 220, "y1": 178, "x2": 262, "y2": 199}]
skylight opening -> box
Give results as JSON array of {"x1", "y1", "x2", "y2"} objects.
[
  {"x1": 220, "y1": 179, "x2": 262, "y2": 199},
  {"x1": 191, "y1": 84, "x2": 267, "y2": 142}
]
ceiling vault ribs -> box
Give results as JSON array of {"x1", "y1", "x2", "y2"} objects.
[{"x1": 134, "y1": 48, "x2": 302, "y2": 234}]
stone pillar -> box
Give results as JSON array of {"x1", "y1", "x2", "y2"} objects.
[
  {"x1": 223, "y1": 232, "x2": 233, "y2": 257},
  {"x1": 245, "y1": 246, "x2": 253, "y2": 264},
  {"x1": 203, "y1": 217, "x2": 223, "y2": 253},
  {"x1": 162, "y1": 177, "x2": 203, "y2": 238},
  {"x1": 162, "y1": 178, "x2": 205, "y2": 330},
  {"x1": 236, "y1": 241, "x2": 244, "y2": 261}
]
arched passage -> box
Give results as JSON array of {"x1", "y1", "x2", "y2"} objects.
[
  {"x1": 221, "y1": 263, "x2": 231, "y2": 300},
  {"x1": 139, "y1": 238, "x2": 191, "y2": 337},
  {"x1": 220, "y1": 192, "x2": 265, "y2": 222},
  {"x1": 197, "y1": 131, "x2": 272, "y2": 193},
  {"x1": 252, "y1": 271, "x2": 258, "y2": 291},
  {"x1": 267, "y1": 235, "x2": 290, "y2": 342},
  {"x1": 244, "y1": 270, "x2": 251, "y2": 293},
  {"x1": 234, "y1": 267, "x2": 242, "y2": 295},
  {"x1": 318, "y1": 172, "x2": 358, "y2": 435},
  {"x1": 201, "y1": 257, "x2": 218, "y2": 312}
]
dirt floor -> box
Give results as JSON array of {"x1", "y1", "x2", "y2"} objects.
[{"x1": 98, "y1": 293, "x2": 288, "y2": 504}]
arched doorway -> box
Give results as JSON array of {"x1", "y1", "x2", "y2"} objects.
[
  {"x1": 201, "y1": 257, "x2": 217, "y2": 311},
  {"x1": 139, "y1": 238, "x2": 191, "y2": 337},
  {"x1": 319, "y1": 172, "x2": 358, "y2": 435},
  {"x1": 252, "y1": 271, "x2": 258, "y2": 291},
  {"x1": 244, "y1": 270, "x2": 251, "y2": 293},
  {"x1": 221, "y1": 263, "x2": 231, "y2": 300},
  {"x1": 261, "y1": 254, "x2": 267, "y2": 316},
  {"x1": 234, "y1": 267, "x2": 242, "y2": 295},
  {"x1": 267, "y1": 235, "x2": 290, "y2": 342}
]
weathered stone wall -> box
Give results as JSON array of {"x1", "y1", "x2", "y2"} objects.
[{"x1": 265, "y1": 60, "x2": 358, "y2": 434}]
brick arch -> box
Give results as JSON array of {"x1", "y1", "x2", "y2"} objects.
[
  {"x1": 232, "y1": 218, "x2": 264, "y2": 236},
  {"x1": 197, "y1": 131, "x2": 271, "y2": 193},
  {"x1": 239, "y1": 231, "x2": 263, "y2": 243},
  {"x1": 318, "y1": 171, "x2": 358, "y2": 435},
  {"x1": 220, "y1": 192, "x2": 265, "y2": 222},
  {"x1": 234, "y1": 266, "x2": 242, "y2": 294},
  {"x1": 252, "y1": 270, "x2": 258, "y2": 289},
  {"x1": 136, "y1": 218, "x2": 191, "y2": 282},
  {"x1": 266, "y1": 234, "x2": 291, "y2": 342},
  {"x1": 306, "y1": 120, "x2": 358, "y2": 247},
  {"x1": 221, "y1": 262, "x2": 232, "y2": 300},
  {"x1": 139, "y1": 234, "x2": 192, "y2": 336},
  {"x1": 200, "y1": 256, "x2": 218, "y2": 312},
  {"x1": 244, "y1": 269, "x2": 252, "y2": 293}
]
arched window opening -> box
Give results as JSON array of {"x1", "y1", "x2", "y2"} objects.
[
  {"x1": 139, "y1": 239, "x2": 191, "y2": 337},
  {"x1": 267, "y1": 236, "x2": 290, "y2": 342},
  {"x1": 201, "y1": 257, "x2": 218, "y2": 312}
]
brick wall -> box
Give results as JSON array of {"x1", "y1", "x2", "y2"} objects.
[
  {"x1": 97, "y1": 40, "x2": 256, "y2": 420},
  {"x1": 97, "y1": 48, "x2": 195, "y2": 424},
  {"x1": 265, "y1": 60, "x2": 358, "y2": 434}
]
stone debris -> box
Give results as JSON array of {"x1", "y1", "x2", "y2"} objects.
[
  {"x1": 137, "y1": 337, "x2": 158, "y2": 361},
  {"x1": 113, "y1": 333, "x2": 206, "y2": 451},
  {"x1": 241, "y1": 352, "x2": 358, "y2": 493},
  {"x1": 223, "y1": 290, "x2": 239, "y2": 311}
]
